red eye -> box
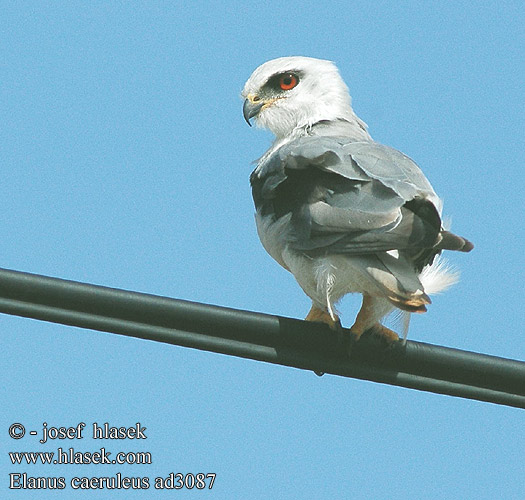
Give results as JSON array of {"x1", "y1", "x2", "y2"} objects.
[{"x1": 279, "y1": 73, "x2": 298, "y2": 90}]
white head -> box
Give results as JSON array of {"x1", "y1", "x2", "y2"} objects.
[{"x1": 242, "y1": 56, "x2": 365, "y2": 139}]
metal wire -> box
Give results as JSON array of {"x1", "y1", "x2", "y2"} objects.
[{"x1": 0, "y1": 267, "x2": 523, "y2": 408}]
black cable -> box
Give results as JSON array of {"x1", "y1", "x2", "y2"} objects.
[{"x1": 0, "y1": 267, "x2": 523, "y2": 408}]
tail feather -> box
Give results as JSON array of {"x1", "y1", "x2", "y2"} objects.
[
  {"x1": 438, "y1": 231, "x2": 474, "y2": 252},
  {"x1": 388, "y1": 255, "x2": 466, "y2": 342},
  {"x1": 372, "y1": 252, "x2": 430, "y2": 312},
  {"x1": 420, "y1": 256, "x2": 459, "y2": 295}
]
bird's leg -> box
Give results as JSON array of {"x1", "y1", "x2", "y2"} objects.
[
  {"x1": 305, "y1": 305, "x2": 341, "y2": 330},
  {"x1": 349, "y1": 294, "x2": 400, "y2": 344},
  {"x1": 348, "y1": 294, "x2": 375, "y2": 342}
]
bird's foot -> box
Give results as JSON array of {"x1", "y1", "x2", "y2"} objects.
[
  {"x1": 305, "y1": 305, "x2": 341, "y2": 330},
  {"x1": 367, "y1": 323, "x2": 400, "y2": 345},
  {"x1": 346, "y1": 323, "x2": 400, "y2": 357}
]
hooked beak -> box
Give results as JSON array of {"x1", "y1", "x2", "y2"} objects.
[{"x1": 243, "y1": 96, "x2": 264, "y2": 126}]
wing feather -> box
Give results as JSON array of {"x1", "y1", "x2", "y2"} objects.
[{"x1": 251, "y1": 136, "x2": 444, "y2": 261}]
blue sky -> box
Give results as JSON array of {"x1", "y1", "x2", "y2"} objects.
[{"x1": 1, "y1": 1, "x2": 524, "y2": 498}]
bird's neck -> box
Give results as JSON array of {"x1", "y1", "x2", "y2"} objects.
[
  {"x1": 307, "y1": 117, "x2": 372, "y2": 141},
  {"x1": 256, "y1": 116, "x2": 372, "y2": 170}
]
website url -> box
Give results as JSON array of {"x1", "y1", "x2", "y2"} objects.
[{"x1": 9, "y1": 448, "x2": 152, "y2": 465}]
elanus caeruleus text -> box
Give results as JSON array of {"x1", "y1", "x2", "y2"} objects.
[{"x1": 242, "y1": 56, "x2": 473, "y2": 344}]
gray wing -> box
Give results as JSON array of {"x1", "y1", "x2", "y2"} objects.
[{"x1": 251, "y1": 137, "x2": 449, "y2": 263}]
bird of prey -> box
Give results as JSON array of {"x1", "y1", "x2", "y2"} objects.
[{"x1": 242, "y1": 56, "x2": 473, "y2": 343}]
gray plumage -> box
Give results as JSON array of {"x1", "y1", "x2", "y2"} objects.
[{"x1": 243, "y1": 56, "x2": 472, "y2": 336}]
